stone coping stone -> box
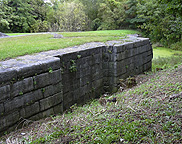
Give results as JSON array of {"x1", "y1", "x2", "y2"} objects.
[
  {"x1": 0, "y1": 32, "x2": 9, "y2": 37},
  {"x1": 0, "y1": 37, "x2": 149, "y2": 84}
]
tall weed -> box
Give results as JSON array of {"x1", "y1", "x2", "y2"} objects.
[{"x1": 152, "y1": 56, "x2": 182, "y2": 71}]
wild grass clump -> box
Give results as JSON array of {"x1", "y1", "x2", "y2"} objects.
[{"x1": 152, "y1": 56, "x2": 182, "y2": 72}]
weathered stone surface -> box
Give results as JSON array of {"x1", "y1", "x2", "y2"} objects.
[
  {"x1": 0, "y1": 68, "x2": 17, "y2": 85},
  {"x1": 80, "y1": 56, "x2": 92, "y2": 68},
  {"x1": 53, "y1": 103, "x2": 63, "y2": 114},
  {"x1": 42, "y1": 108, "x2": 55, "y2": 118},
  {"x1": 63, "y1": 92, "x2": 74, "y2": 109},
  {"x1": 0, "y1": 85, "x2": 10, "y2": 102},
  {"x1": 20, "y1": 102, "x2": 40, "y2": 118},
  {"x1": 0, "y1": 111, "x2": 19, "y2": 131},
  {"x1": 33, "y1": 69, "x2": 61, "y2": 89},
  {"x1": 43, "y1": 82, "x2": 62, "y2": 98},
  {"x1": 11, "y1": 77, "x2": 34, "y2": 97},
  {"x1": 4, "y1": 89, "x2": 43, "y2": 113},
  {"x1": 40, "y1": 92, "x2": 63, "y2": 111},
  {"x1": 80, "y1": 76, "x2": 91, "y2": 87},
  {"x1": 92, "y1": 79, "x2": 104, "y2": 89},
  {"x1": 0, "y1": 103, "x2": 4, "y2": 114},
  {"x1": 0, "y1": 32, "x2": 8, "y2": 37},
  {"x1": 53, "y1": 34, "x2": 63, "y2": 38},
  {"x1": 15, "y1": 57, "x2": 60, "y2": 78}
]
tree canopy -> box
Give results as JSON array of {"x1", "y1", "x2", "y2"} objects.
[{"x1": 0, "y1": 0, "x2": 181, "y2": 46}]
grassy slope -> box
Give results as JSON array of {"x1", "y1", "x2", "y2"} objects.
[
  {"x1": 0, "y1": 30, "x2": 138, "y2": 61},
  {"x1": 0, "y1": 30, "x2": 182, "y2": 143},
  {"x1": 1, "y1": 64, "x2": 181, "y2": 144}
]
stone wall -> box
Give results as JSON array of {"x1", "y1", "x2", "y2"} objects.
[{"x1": 0, "y1": 37, "x2": 153, "y2": 135}]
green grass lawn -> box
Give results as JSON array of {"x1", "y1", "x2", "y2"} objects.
[
  {"x1": 0, "y1": 30, "x2": 139, "y2": 61},
  {"x1": 152, "y1": 47, "x2": 182, "y2": 71},
  {"x1": 153, "y1": 47, "x2": 182, "y2": 59},
  {"x1": 1, "y1": 30, "x2": 181, "y2": 61}
]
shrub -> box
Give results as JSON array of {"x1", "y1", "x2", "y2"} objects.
[{"x1": 171, "y1": 41, "x2": 182, "y2": 51}]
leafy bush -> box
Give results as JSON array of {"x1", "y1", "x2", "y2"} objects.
[
  {"x1": 97, "y1": 0, "x2": 126, "y2": 30},
  {"x1": 171, "y1": 41, "x2": 182, "y2": 51},
  {"x1": 136, "y1": 0, "x2": 182, "y2": 46},
  {"x1": 30, "y1": 20, "x2": 49, "y2": 33}
]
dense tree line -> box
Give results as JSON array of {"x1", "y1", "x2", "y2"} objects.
[{"x1": 0, "y1": 0, "x2": 181, "y2": 46}]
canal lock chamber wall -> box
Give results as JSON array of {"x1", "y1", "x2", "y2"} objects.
[{"x1": 0, "y1": 37, "x2": 153, "y2": 135}]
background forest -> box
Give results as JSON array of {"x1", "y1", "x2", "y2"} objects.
[{"x1": 0, "y1": 0, "x2": 181, "y2": 47}]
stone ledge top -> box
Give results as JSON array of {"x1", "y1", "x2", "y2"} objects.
[{"x1": 0, "y1": 36, "x2": 149, "y2": 73}]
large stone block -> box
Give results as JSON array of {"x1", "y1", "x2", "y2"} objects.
[
  {"x1": 0, "y1": 111, "x2": 19, "y2": 131},
  {"x1": 145, "y1": 44, "x2": 152, "y2": 51},
  {"x1": 125, "y1": 43, "x2": 134, "y2": 50},
  {"x1": 92, "y1": 71, "x2": 103, "y2": 81},
  {"x1": 108, "y1": 62, "x2": 117, "y2": 70},
  {"x1": 53, "y1": 103, "x2": 63, "y2": 114},
  {"x1": 42, "y1": 108, "x2": 55, "y2": 118},
  {"x1": 15, "y1": 57, "x2": 60, "y2": 79},
  {"x1": 147, "y1": 49, "x2": 153, "y2": 56},
  {"x1": 62, "y1": 73, "x2": 76, "y2": 85},
  {"x1": 114, "y1": 44, "x2": 126, "y2": 53},
  {"x1": 80, "y1": 66, "x2": 91, "y2": 77},
  {"x1": 138, "y1": 45, "x2": 148, "y2": 54},
  {"x1": 0, "y1": 68, "x2": 17, "y2": 85},
  {"x1": 79, "y1": 48, "x2": 96, "y2": 58},
  {"x1": 43, "y1": 82, "x2": 62, "y2": 98},
  {"x1": 60, "y1": 52, "x2": 78, "y2": 63},
  {"x1": 63, "y1": 92, "x2": 75, "y2": 110},
  {"x1": 143, "y1": 61, "x2": 152, "y2": 71},
  {"x1": 4, "y1": 89, "x2": 43, "y2": 113},
  {"x1": 92, "y1": 79, "x2": 104, "y2": 89},
  {"x1": 62, "y1": 82, "x2": 72, "y2": 94},
  {"x1": 102, "y1": 53, "x2": 110, "y2": 62},
  {"x1": 116, "y1": 52, "x2": 127, "y2": 61},
  {"x1": 40, "y1": 92, "x2": 63, "y2": 111},
  {"x1": 131, "y1": 47, "x2": 139, "y2": 56},
  {"x1": 80, "y1": 56, "x2": 92, "y2": 68},
  {"x1": 0, "y1": 85, "x2": 10, "y2": 102},
  {"x1": 133, "y1": 55, "x2": 143, "y2": 67},
  {"x1": 73, "y1": 88, "x2": 81, "y2": 101},
  {"x1": 11, "y1": 77, "x2": 34, "y2": 98},
  {"x1": 79, "y1": 83, "x2": 92, "y2": 97},
  {"x1": 143, "y1": 54, "x2": 153, "y2": 64},
  {"x1": 133, "y1": 41, "x2": 143, "y2": 47},
  {"x1": 80, "y1": 75, "x2": 92, "y2": 87},
  {"x1": 20, "y1": 102, "x2": 40, "y2": 118},
  {"x1": 142, "y1": 39, "x2": 150, "y2": 45},
  {"x1": 94, "y1": 86, "x2": 105, "y2": 98},
  {"x1": 92, "y1": 63, "x2": 103, "y2": 73},
  {"x1": 33, "y1": 69, "x2": 61, "y2": 89},
  {"x1": 92, "y1": 53, "x2": 102, "y2": 64}
]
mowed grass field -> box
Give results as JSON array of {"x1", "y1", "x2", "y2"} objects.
[
  {"x1": 153, "y1": 47, "x2": 182, "y2": 59},
  {"x1": 0, "y1": 30, "x2": 139, "y2": 61},
  {"x1": 1, "y1": 30, "x2": 181, "y2": 61}
]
